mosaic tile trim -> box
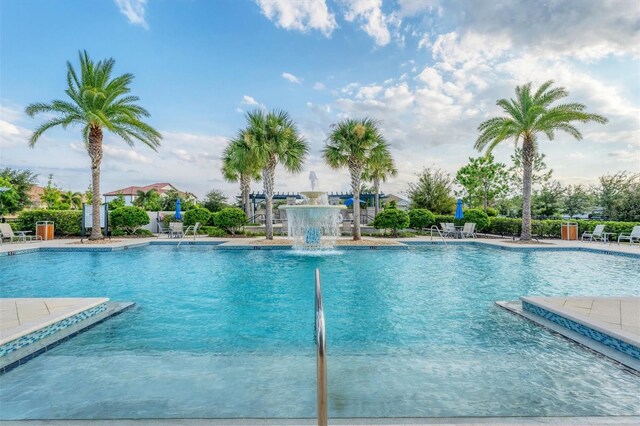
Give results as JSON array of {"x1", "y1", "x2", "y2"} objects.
[
  {"x1": 0, "y1": 303, "x2": 108, "y2": 357},
  {"x1": 523, "y1": 301, "x2": 640, "y2": 360},
  {"x1": 150, "y1": 241, "x2": 224, "y2": 246}
]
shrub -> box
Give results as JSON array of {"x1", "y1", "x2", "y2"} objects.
[
  {"x1": 204, "y1": 226, "x2": 226, "y2": 237},
  {"x1": 163, "y1": 214, "x2": 177, "y2": 227},
  {"x1": 373, "y1": 209, "x2": 410, "y2": 237},
  {"x1": 16, "y1": 209, "x2": 82, "y2": 236},
  {"x1": 183, "y1": 206, "x2": 212, "y2": 227},
  {"x1": 461, "y1": 209, "x2": 490, "y2": 231},
  {"x1": 213, "y1": 208, "x2": 247, "y2": 235},
  {"x1": 110, "y1": 206, "x2": 149, "y2": 234},
  {"x1": 486, "y1": 208, "x2": 499, "y2": 217},
  {"x1": 484, "y1": 217, "x2": 640, "y2": 238},
  {"x1": 408, "y1": 209, "x2": 436, "y2": 230}
]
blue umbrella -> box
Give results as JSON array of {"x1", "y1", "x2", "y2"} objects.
[
  {"x1": 454, "y1": 198, "x2": 464, "y2": 220},
  {"x1": 344, "y1": 198, "x2": 367, "y2": 207},
  {"x1": 175, "y1": 198, "x2": 182, "y2": 220}
]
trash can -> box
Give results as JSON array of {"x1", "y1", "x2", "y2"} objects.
[
  {"x1": 561, "y1": 222, "x2": 578, "y2": 240},
  {"x1": 36, "y1": 221, "x2": 54, "y2": 240}
]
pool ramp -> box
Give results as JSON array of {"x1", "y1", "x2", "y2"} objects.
[{"x1": 497, "y1": 296, "x2": 639, "y2": 371}]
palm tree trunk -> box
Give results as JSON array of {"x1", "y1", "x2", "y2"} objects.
[
  {"x1": 240, "y1": 174, "x2": 251, "y2": 219},
  {"x1": 349, "y1": 161, "x2": 363, "y2": 241},
  {"x1": 263, "y1": 157, "x2": 277, "y2": 240},
  {"x1": 89, "y1": 126, "x2": 104, "y2": 240},
  {"x1": 520, "y1": 137, "x2": 534, "y2": 241},
  {"x1": 374, "y1": 178, "x2": 380, "y2": 217}
]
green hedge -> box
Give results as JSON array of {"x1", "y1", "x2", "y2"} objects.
[
  {"x1": 184, "y1": 207, "x2": 212, "y2": 227},
  {"x1": 16, "y1": 209, "x2": 82, "y2": 236},
  {"x1": 110, "y1": 206, "x2": 149, "y2": 234}
]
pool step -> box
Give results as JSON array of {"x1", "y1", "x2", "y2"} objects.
[
  {"x1": 0, "y1": 298, "x2": 134, "y2": 372},
  {"x1": 497, "y1": 296, "x2": 639, "y2": 370}
]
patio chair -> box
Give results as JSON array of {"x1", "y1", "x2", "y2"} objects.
[
  {"x1": 341, "y1": 220, "x2": 352, "y2": 236},
  {"x1": 581, "y1": 224, "x2": 605, "y2": 242},
  {"x1": 157, "y1": 222, "x2": 170, "y2": 237},
  {"x1": 618, "y1": 226, "x2": 640, "y2": 245},
  {"x1": 440, "y1": 222, "x2": 457, "y2": 238},
  {"x1": 461, "y1": 222, "x2": 477, "y2": 238},
  {"x1": 183, "y1": 222, "x2": 201, "y2": 240},
  {"x1": 169, "y1": 222, "x2": 184, "y2": 238},
  {"x1": 0, "y1": 223, "x2": 38, "y2": 243}
]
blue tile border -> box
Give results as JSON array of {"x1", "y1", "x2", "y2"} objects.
[
  {"x1": 0, "y1": 303, "x2": 108, "y2": 357},
  {"x1": 522, "y1": 301, "x2": 640, "y2": 360}
]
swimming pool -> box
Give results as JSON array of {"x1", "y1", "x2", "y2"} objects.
[{"x1": 1, "y1": 245, "x2": 639, "y2": 419}]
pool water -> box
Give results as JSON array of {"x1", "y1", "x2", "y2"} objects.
[{"x1": 0, "y1": 246, "x2": 639, "y2": 419}]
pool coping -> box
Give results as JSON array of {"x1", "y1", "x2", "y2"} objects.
[
  {"x1": 0, "y1": 301, "x2": 135, "y2": 373},
  {"x1": 496, "y1": 300, "x2": 640, "y2": 371}
]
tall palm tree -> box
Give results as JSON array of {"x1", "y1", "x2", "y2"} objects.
[
  {"x1": 243, "y1": 109, "x2": 308, "y2": 239},
  {"x1": 60, "y1": 190, "x2": 83, "y2": 210},
  {"x1": 324, "y1": 118, "x2": 388, "y2": 240},
  {"x1": 362, "y1": 149, "x2": 397, "y2": 217},
  {"x1": 134, "y1": 189, "x2": 158, "y2": 209},
  {"x1": 26, "y1": 51, "x2": 161, "y2": 239},
  {"x1": 222, "y1": 132, "x2": 262, "y2": 218},
  {"x1": 475, "y1": 80, "x2": 607, "y2": 241}
]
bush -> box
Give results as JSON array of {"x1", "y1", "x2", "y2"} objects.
[
  {"x1": 461, "y1": 209, "x2": 490, "y2": 231},
  {"x1": 110, "y1": 206, "x2": 149, "y2": 234},
  {"x1": 408, "y1": 209, "x2": 436, "y2": 230},
  {"x1": 16, "y1": 209, "x2": 82, "y2": 236},
  {"x1": 183, "y1": 206, "x2": 212, "y2": 227},
  {"x1": 163, "y1": 214, "x2": 177, "y2": 227},
  {"x1": 213, "y1": 208, "x2": 247, "y2": 235},
  {"x1": 204, "y1": 226, "x2": 226, "y2": 237},
  {"x1": 484, "y1": 217, "x2": 640, "y2": 238},
  {"x1": 373, "y1": 209, "x2": 410, "y2": 237},
  {"x1": 486, "y1": 208, "x2": 498, "y2": 217}
]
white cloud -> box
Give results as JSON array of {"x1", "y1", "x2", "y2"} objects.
[
  {"x1": 282, "y1": 72, "x2": 301, "y2": 84},
  {"x1": 242, "y1": 95, "x2": 260, "y2": 106},
  {"x1": 313, "y1": 82, "x2": 326, "y2": 90},
  {"x1": 113, "y1": 0, "x2": 148, "y2": 29},
  {"x1": 256, "y1": 0, "x2": 337, "y2": 36},
  {"x1": 342, "y1": 0, "x2": 391, "y2": 46}
]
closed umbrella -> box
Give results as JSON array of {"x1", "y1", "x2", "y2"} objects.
[
  {"x1": 175, "y1": 198, "x2": 182, "y2": 220},
  {"x1": 455, "y1": 198, "x2": 464, "y2": 220},
  {"x1": 344, "y1": 198, "x2": 367, "y2": 207}
]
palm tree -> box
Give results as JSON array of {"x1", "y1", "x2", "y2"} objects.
[
  {"x1": 26, "y1": 51, "x2": 161, "y2": 239},
  {"x1": 222, "y1": 132, "x2": 261, "y2": 219},
  {"x1": 475, "y1": 80, "x2": 607, "y2": 241},
  {"x1": 60, "y1": 190, "x2": 83, "y2": 210},
  {"x1": 243, "y1": 109, "x2": 308, "y2": 239},
  {"x1": 324, "y1": 118, "x2": 388, "y2": 240},
  {"x1": 134, "y1": 189, "x2": 158, "y2": 209},
  {"x1": 362, "y1": 149, "x2": 397, "y2": 217}
]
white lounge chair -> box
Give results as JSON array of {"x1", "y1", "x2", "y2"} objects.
[
  {"x1": 169, "y1": 222, "x2": 184, "y2": 238},
  {"x1": 581, "y1": 224, "x2": 605, "y2": 242},
  {"x1": 618, "y1": 226, "x2": 640, "y2": 245},
  {"x1": 0, "y1": 223, "x2": 39, "y2": 243},
  {"x1": 461, "y1": 222, "x2": 477, "y2": 238},
  {"x1": 183, "y1": 222, "x2": 201, "y2": 240}
]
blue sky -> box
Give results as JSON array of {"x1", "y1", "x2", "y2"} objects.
[{"x1": 1, "y1": 0, "x2": 639, "y2": 199}]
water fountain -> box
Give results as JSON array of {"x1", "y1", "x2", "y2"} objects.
[{"x1": 279, "y1": 172, "x2": 346, "y2": 249}]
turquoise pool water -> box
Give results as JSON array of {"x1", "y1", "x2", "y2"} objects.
[{"x1": 0, "y1": 245, "x2": 639, "y2": 419}]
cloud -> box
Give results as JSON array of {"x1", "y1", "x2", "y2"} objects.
[
  {"x1": 342, "y1": 0, "x2": 391, "y2": 46},
  {"x1": 282, "y1": 72, "x2": 301, "y2": 84},
  {"x1": 313, "y1": 82, "x2": 326, "y2": 90},
  {"x1": 256, "y1": 0, "x2": 337, "y2": 36},
  {"x1": 242, "y1": 95, "x2": 260, "y2": 106},
  {"x1": 113, "y1": 0, "x2": 148, "y2": 29}
]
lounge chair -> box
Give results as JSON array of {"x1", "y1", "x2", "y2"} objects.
[
  {"x1": 461, "y1": 222, "x2": 476, "y2": 238},
  {"x1": 618, "y1": 226, "x2": 640, "y2": 245},
  {"x1": 581, "y1": 224, "x2": 605, "y2": 242},
  {"x1": 169, "y1": 222, "x2": 184, "y2": 238},
  {"x1": 183, "y1": 222, "x2": 200, "y2": 240},
  {"x1": 0, "y1": 223, "x2": 39, "y2": 243},
  {"x1": 440, "y1": 222, "x2": 457, "y2": 238},
  {"x1": 157, "y1": 222, "x2": 170, "y2": 237}
]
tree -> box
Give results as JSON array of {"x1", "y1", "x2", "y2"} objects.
[
  {"x1": 134, "y1": 189, "x2": 161, "y2": 211},
  {"x1": 161, "y1": 189, "x2": 194, "y2": 211},
  {"x1": 373, "y1": 207, "x2": 410, "y2": 237},
  {"x1": 60, "y1": 190, "x2": 83, "y2": 209},
  {"x1": 0, "y1": 168, "x2": 38, "y2": 210},
  {"x1": 362, "y1": 150, "x2": 397, "y2": 217},
  {"x1": 84, "y1": 184, "x2": 93, "y2": 205},
  {"x1": 108, "y1": 193, "x2": 126, "y2": 210},
  {"x1": 244, "y1": 109, "x2": 308, "y2": 240},
  {"x1": 508, "y1": 147, "x2": 553, "y2": 191},
  {"x1": 324, "y1": 118, "x2": 387, "y2": 240},
  {"x1": 475, "y1": 80, "x2": 607, "y2": 241},
  {"x1": 592, "y1": 171, "x2": 638, "y2": 221},
  {"x1": 532, "y1": 180, "x2": 564, "y2": 218},
  {"x1": 222, "y1": 133, "x2": 261, "y2": 218},
  {"x1": 563, "y1": 184, "x2": 592, "y2": 218},
  {"x1": 455, "y1": 155, "x2": 509, "y2": 212},
  {"x1": 407, "y1": 168, "x2": 456, "y2": 214},
  {"x1": 0, "y1": 178, "x2": 21, "y2": 216},
  {"x1": 42, "y1": 175, "x2": 62, "y2": 209},
  {"x1": 202, "y1": 189, "x2": 229, "y2": 212},
  {"x1": 26, "y1": 50, "x2": 161, "y2": 239}
]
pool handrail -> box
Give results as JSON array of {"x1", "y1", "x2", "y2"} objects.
[
  {"x1": 315, "y1": 268, "x2": 328, "y2": 426},
  {"x1": 430, "y1": 225, "x2": 447, "y2": 245}
]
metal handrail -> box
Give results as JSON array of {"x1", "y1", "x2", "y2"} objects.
[
  {"x1": 430, "y1": 225, "x2": 447, "y2": 246},
  {"x1": 315, "y1": 268, "x2": 328, "y2": 426},
  {"x1": 177, "y1": 223, "x2": 200, "y2": 247}
]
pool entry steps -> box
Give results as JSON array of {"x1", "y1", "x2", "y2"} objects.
[
  {"x1": 0, "y1": 298, "x2": 134, "y2": 372},
  {"x1": 498, "y1": 297, "x2": 640, "y2": 370}
]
